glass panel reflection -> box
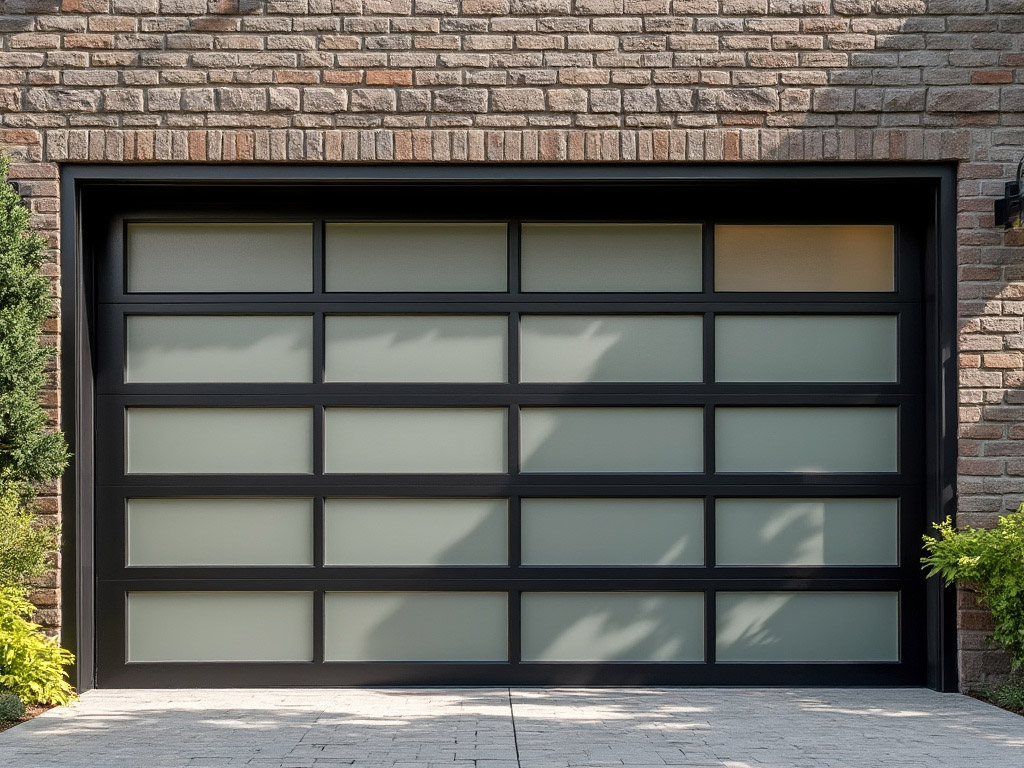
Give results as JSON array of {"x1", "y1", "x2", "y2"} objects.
[
  {"x1": 521, "y1": 407, "x2": 703, "y2": 473},
  {"x1": 716, "y1": 591, "x2": 899, "y2": 662},
  {"x1": 326, "y1": 315, "x2": 507, "y2": 383},
  {"x1": 324, "y1": 592, "x2": 508, "y2": 661},
  {"x1": 126, "y1": 315, "x2": 313, "y2": 383},
  {"x1": 715, "y1": 498, "x2": 898, "y2": 566},
  {"x1": 715, "y1": 407, "x2": 898, "y2": 473},
  {"x1": 325, "y1": 498, "x2": 507, "y2": 566},
  {"x1": 521, "y1": 499, "x2": 704, "y2": 566},
  {"x1": 325, "y1": 408, "x2": 507, "y2": 473},
  {"x1": 521, "y1": 592, "x2": 704, "y2": 662},
  {"x1": 520, "y1": 315, "x2": 702, "y2": 383}
]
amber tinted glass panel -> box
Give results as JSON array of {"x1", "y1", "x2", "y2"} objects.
[{"x1": 715, "y1": 225, "x2": 894, "y2": 292}]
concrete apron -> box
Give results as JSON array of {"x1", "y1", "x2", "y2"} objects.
[{"x1": 0, "y1": 688, "x2": 1021, "y2": 768}]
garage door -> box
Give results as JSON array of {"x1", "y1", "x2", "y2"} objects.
[{"x1": 92, "y1": 182, "x2": 927, "y2": 686}]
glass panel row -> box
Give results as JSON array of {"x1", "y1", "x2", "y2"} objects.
[
  {"x1": 126, "y1": 223, "x2": 895, "y2": 294},
  {"x1": 125, "y1": 406, "x2": 900, "y2": 475},
  {"x1": 125, "y1": 590, "x2": 900, "y2": 663},
  {"x1": 125, "y1": 314, "x2": 899, "y2": 385},
  {"x1": 125, "y1": 497, "x2": 899, "y2": 568}
]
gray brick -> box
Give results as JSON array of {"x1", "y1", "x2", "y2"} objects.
[
  {"x1": 928, "y1": 87, "x2": 1000, "y2": 112},
  {"x1": 433, "y1": 87, "x2": 489, "y2": 112}
]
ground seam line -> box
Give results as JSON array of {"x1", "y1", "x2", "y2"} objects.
[{"x1": 508, "y1": 687, "x2": 522, "y2": 768}]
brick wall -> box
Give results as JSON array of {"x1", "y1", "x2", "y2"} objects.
[{"x1": 1, "y1": 0, "x2": 1022, "y2": 690}]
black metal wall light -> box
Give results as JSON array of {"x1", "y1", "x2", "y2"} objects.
[{"x1": 995, "y1": 156, "x2": 1024, "y2": 229}]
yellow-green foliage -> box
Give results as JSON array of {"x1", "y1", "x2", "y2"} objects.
[
  {"x1": 0, "y1": 588, "x2": 75, "y2": 705},
  {"x1": 922, "y1": 503, "x2": 1024, "y2": 670}
]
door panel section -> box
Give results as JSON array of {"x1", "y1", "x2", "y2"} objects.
[{"x1": 93, "y1": 197, "x2": 927, "y2": 687}]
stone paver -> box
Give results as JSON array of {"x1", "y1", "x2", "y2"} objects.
[{"x1": 0, "y1": 688, "x2": 1021, "y2": 768}]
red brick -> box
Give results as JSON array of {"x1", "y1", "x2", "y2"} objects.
[{"x1": 366, "y1": 69, "x2": 413, "y2": 86}]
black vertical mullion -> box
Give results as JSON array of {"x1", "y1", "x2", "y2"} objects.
[
  {"x1": 313, "y1": 496, "x2": 325, "y2": 570},
  {"x1": 509, "y1": 589, "x2": 522, "y2": 666},
  {"x1": 313, "y1": 219, "x2": 325, "y2": 295},
  {"x1": 508, "y1": 220, "x2": 520, "y2": 296},
  {"x1": 702, "y1": 219, "x2": 717, "y2": 670},
  {"x1": 508, "y1": 311, "x2": 520, "y2": 388},
  {"x1": 312, "y1": 201, "x2": 325, "y2": 671},
  {"x1": 508, "y1": 218, "x2": 521, "y2": 668},
  {"x1": 313, "y1": 312, "x2": 325, "y2": 386},
  {"x1": 509, "y1": 493, "x2": 522, "y2": 572},
  {"x1": 314, "y1": 405, "x2": 325, "y2": 477},
  {"x1": 113, "y1": 215, "x2": 128, "y2": 301},
  {"x1": 313, "y1": 219, "x2": 326, "y2": 392},
  {"x1": 898, "y1": 491, "x2": 923, "y2": 577},
  {"x1": 704, "y1": 495, "x2": 716, "y2": 572},
  {"x1": 702, "y1": 220, "x2": 714, "y2": 295},
  {"x1": 893, "y1": 221, "x2": 901, "y2": 296},
  {"x1": 702, "y1": 311, "x2": 714, "y2": 387},
  {"x1": 705, "y1": 587, "x2": 716, "y2": 666},
  {"x1": 508, "y1": 404, "x2": 520, "y2": 485},
  {"x1": 311, "y1": 313, "x2": 323, "y2": 391},
  {"x1": 704, "y1": 495, "x2": 716, "y2": 667},
  {"x1": 703, "y1": 404, "x2": 715, "y2": 477},
  {"x1": 313, "y1": 588, "x2": 325, "y2": 665}
]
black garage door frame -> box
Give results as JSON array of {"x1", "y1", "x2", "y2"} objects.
[{"x1": 60, "y1": 164, "x2": 959, "y2": 692}]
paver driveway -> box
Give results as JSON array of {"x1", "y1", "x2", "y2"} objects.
[{"x1": 0, "y1": 688, "x2": 1021, "y2": 768}]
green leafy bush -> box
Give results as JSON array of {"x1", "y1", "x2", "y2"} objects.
[
  {"x1": 0, "y1": 690, "x2": 25, "y2": 721},
  {"x1": 0, "y1": 155, "x2": 70, "y2": 486},
  {"x1": 922, "y1": 503, "x2": 1024, "y2": 670},
  {"x1": 0, "y1": 588, "x2": 74, "y2": 706},
  {"x1": 0, "y1": 156, "x2": 74, "y2": 705},
  {"x1": 0, "y1": 481, "x2": 57, "y2": 590},
  {"x1": 983, "y1": 678, "x2": 1024, "y2": 713}
]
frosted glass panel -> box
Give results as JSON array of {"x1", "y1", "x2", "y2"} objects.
[
  {"x1": 521, "y1": 499, "x2": 703, "y2": 566},
  {"x1": 716, "y1": 407, "x2": 897, "y2": 473},
  {"x1": 127, "y1": 592, "x2": 313, "y2": 662},
  {"x1": 325, "y1": 498, "x2": 507, "y2": 566},
  {"x1": 521, "y1": 592, "x2": 704, "y2": 662},
  {"x1": 127, "y1": 223, "x2": 313, "y2": 293},
  {"x1": 716, "y1": 592, "x2": 899, "y2": 662},
  {"x1": 127, "y1": 408, "x2": 313, "y2": 474},
  {"x1": 715, "y1": 225, "x2": 894, "y2": 292},
  {"x1": 716, "y1": 498, "x2": 898, "y2": 566},
  {"x1": 126, "y1": 315, "x2": 313, "y2": 383},
  {"x1": 521, "y1": 223, "x2": 702, "y2": 292},
  {"x1": 520, "y1": 407, "x2": 703, "y2": 473},
  {"x1": 325, "y1": 408, "x2": 506, "y2": 473},
  {"x1": 128, "y1": 498, "x2": 313, "y2": 567},
  {"x1": 324, "y1": 592, "x2": 507, "y2": 661},
  {"x1": 520, "y1": 315, "x2": 702, "y2": 383},
  {"x1": 716, "y1": 315, "x2": 897, "y2": 383},
  {"x1": 325, "y1": 315, "x2": 507, "y2": 383},
  {"x1": 326, "y1": 223, "x2": 507, "y2": 292}
]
